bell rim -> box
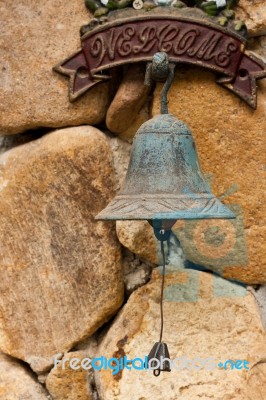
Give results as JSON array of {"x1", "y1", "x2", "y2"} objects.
[{"x1": 95, "y1": 194, "x2": 236, "y2": 220}]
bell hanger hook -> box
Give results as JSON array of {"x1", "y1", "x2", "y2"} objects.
[{"x1": 145, "y1": 52, "x2": 176, "y2": 114}]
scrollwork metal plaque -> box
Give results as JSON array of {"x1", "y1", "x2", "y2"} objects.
[{"x1": 54, "y1": 10, "x2": 266, "y2": 108}]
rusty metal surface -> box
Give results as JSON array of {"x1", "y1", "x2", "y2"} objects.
[
  {"x1": 54, "y1": 11, "x2": 266, "y2": 107},
  {"x1": 95, "y1": 114, "x2": 235, "y2": 221}
]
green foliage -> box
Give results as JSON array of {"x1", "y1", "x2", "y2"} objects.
[
  {"x1": 106, "y1": 0, "x2": 133, "y2": 9},
  {"x1": 200, "y1": 1, "x2": 219, "y2": 16},
  {"x1": 85, "y1": 0, "x2": 99, "y2": 12}
]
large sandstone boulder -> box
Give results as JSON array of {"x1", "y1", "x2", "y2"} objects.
[
  {"x1": 0, "y1": 0, "x2": 109, "y2": 135},
  {"x1": 0, "y1": 353, "x2": 48, "y2": 400},
  {"x1": 95, "y1": 270, "x2": 266, "y2": 400},
  {"x1": 0, "y1": 126, "x2": 124, "y2": 373}
]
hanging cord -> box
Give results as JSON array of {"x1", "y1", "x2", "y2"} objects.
[
  {"x1": 159, "y1": 238, "x2": 166, "y2": 343},
  {"x1": 153, "y1": 238, "x2": 167, "y2": 377},
  {"x1": 148, "y1": 225, "x2": 172, "y2": 377}
]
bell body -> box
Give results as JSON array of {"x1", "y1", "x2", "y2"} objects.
[{"x1": 96, "y1": 114, "x2": 235, "y2": 221}]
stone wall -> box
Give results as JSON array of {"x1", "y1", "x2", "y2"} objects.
[{"x1": 0, "y1": 0, "x2": 266, "y2": 399}]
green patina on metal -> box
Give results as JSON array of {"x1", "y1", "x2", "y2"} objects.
[{"x1": 96, "y1": 113, "x2": 235, "y2": 221}]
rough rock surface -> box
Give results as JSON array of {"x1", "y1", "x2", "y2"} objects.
[
  {"x1": 122, "y1": 248, "x2": 153, "y2": 295},
  {"x1": 248, "y1": 36, "x2": 266, "y2": 62},
  {"x1": 46, "y1": 351, "x2": 95, "y2": 400},
  {"x1": 172, "y1": 205, "x2": 249, "y2": 279},
  {"x1": 95, "y1": 270, "x2": 266, "y2": 400},
  {"x1": 0, "y1": 138, "x2": 3, "y2": 154},
  {"x1": 247, "y1": 358, "x2": 266, "y2": 400},
  {"x1": 152, "y1": 67, "x2": 266, "y2": 284},
  {"x1": 116, "y1": 220, "x2": 158, "y2": 265},
  {"x1": 0, "y1": 0, "x2": 109, "y2": 135},
  {"x1": 252, "y1": 286, "x2": 266, "y2": 330},
  {"x1": 235, "y1": 0, "x2": 266, "y2": 36},
  {"x1": 117, "y1": 101, "x2": 150, "y2": 142},
  {"x1": 0, "y1": 126, "x2": 124, "y2": 373},
  {"x1": 106, "y1": 65, "x2": 150, "y2": 135},
  {"x1": 0, "y1": 353, "x2": 49, "y2": 399},
  {"x1": 0, "y1": 132, "x2": 44, "y2": 155},
  {"x1": 107, "y1": 136, "x2": 131, "y2": 192}
]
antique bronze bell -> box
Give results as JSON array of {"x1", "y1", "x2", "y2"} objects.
[
  {"x1": 96, "y1": 113, "x2": 235, "y2": 224},
  {"x1": 96, "y1": 53, "x2": 235, "y2": 376}
]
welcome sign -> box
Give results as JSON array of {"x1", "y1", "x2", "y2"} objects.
[{"x1": 54, "y1": 13, "x2": 266, "y2": 108}]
